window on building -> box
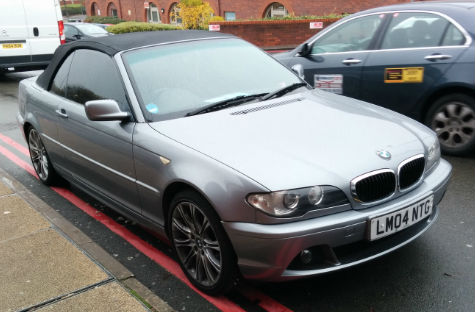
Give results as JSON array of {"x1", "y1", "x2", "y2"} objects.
[
  {"x1": 169, "y1": 2, "x2": 182, "y2": 25},
  {"x1": 148, "y1": 2, "x2": 161, "y2": 23},
  {"x1": 224, "y1": 11, "x2": 236, "y2": 21},
  {"x1": 264, "y1": 2, "x2": 288, "y2": 18},
  {"x1": 107, "y1": 2, "x2": 118, "y2": 17},
  {"x1": 91, "y1": 2, "x2": 98, "y2": 16}
]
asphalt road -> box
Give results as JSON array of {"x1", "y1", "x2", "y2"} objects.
[{"x1": 1, "y1": 71, "x2": 474, "y2": 312}]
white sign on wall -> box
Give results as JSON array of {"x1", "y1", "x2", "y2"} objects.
[
  {"x1": 309, "y1": 22, "x2": 324, "y2": 29},
  {"x1": 209, "y1": 24, "x2": 220, "y2": 32}
]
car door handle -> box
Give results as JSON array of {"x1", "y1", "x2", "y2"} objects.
[
  {"x1": 55, "y1": 109, "x2": 68, "y2": 118},
  {"x1": 424, "y1": 54, "x2": 452, "y2": 61},
  {"x1": 342, "y1": 58, "x2": 362, "y2": 65}
]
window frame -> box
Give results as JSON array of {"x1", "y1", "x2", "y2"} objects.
[
  {"x1": 310, "y1": 13, "x2": 388, "y2": 55},
  {"x1": 378, "y1": 11, "x2": 468, "y2": 50},
  {"x1": 303, "y1": 10, "x2": 471, "y2": 57},
  {"x1": 48, "y1": 51, "x2": 75, "y2": 97},
  {"x1": 48, "y1": 49, "x2": 136, "y2": 121}
]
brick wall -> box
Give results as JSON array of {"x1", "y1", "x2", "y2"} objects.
[
  {"x1": 85, "y1": 0, "x2": 413, "y2": 23},
  {"x1": 210, "y1": 18, "x2": 339, "y2": 49}
]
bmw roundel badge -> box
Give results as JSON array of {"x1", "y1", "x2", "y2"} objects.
[{"x1": 376, "y1": 150, "x2": 391, "y2": 160}]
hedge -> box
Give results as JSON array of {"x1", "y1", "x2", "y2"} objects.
[
  {"x1": 61, "y1": 4, "x2": 85, "y2": 15},
  {"x1": 84, "y1": 16, "x2": 125, "y2": 24},
  {"x1": 106, "y1": 22, "x2": 182, "y2": 34},
  {"x1": 240, "y1": 13, "x2": 348, "y2": 22}
]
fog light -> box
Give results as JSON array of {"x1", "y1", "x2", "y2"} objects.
[{"x1": 300, "y1": 249, "x2": 312, "y2": 264}]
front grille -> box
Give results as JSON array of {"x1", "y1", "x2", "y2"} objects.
[
  {"x1": 399, "y1": 155, "x2": 425, "y2": 190},
  {"x1": 352, "y1": 170, "x2": 396, "y2": 203}
]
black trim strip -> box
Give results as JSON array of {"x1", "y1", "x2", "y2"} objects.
[{"x1": 0, "y1": 40, "x2": 27, "y2": 44}]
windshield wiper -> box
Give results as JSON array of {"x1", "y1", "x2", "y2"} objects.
[
  {"x1": 260, "y1": 82, "x2": 308, "y2": 101},
  {"x1": 186, "y1": 93, "x2": 266, "y2": 116}
]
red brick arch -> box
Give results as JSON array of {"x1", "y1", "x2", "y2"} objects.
[
  {"x1": 90, "y1": 2, "x2": 98, "y2": 16},
  {"x1": 106, "y1": 1, "x2": 120, "y2": 17},
  {"x1": 143, "y1": 1, "x2": 161, "y2": 22},
  {"x1": 259, "y1": 1, "x2": 294, "y2": 18},
  {"x1": 166, "y1": 2, "x2": 179, "y2": 24}
]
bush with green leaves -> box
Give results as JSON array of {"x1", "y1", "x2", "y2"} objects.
[
  {"x1": 106, "y1": 22, "x2": 182, "y2": 34},
  {"x1": 61, "y1": 4, "x2": 85, "y2": 16},
  {"x1": 84, "y1": 16, "x2": 125, "y2": 25}
]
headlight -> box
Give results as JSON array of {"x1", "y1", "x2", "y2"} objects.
[
  {"x1": 426, "y1": 138, "x2": 440, "y2": 173},
  {"x1": 247, "y1": 186, "x2": 348, "y2": 217}
]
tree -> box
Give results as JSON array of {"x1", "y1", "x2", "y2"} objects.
[{"x1": 175, "y1": 0, "x2": 214, "y2": 30}]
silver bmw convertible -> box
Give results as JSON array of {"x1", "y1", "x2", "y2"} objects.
[{"x1": 17, "y1": 30, "x2": 451, "y2": 294}]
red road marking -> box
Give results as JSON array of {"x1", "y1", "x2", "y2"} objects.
[
  {"x1": 0, "y1": 133, "x2": 29, "y2": 156},
  {"x1": 0, "y1": 134, "x2": 294, "y2": 312},
  {"x1": 241, "y1": 287, "x2": 293, "y2": 312}
]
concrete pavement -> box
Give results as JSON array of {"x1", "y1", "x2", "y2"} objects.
[{"x1": 0, "y1": 168, "x2": 171, "y2": 312}]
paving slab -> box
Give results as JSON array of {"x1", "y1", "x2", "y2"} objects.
[
  {"x1": 36, "y1": 282, "x2": 148, "y2": 312},
  {"x1": 0, "y1": 228, "x2": 109, "y2": 311},
  {"x1": 0, "y1": 179, "x2": 13, "y2": 196},
  {"x1": 0, "y1": 194, "x2": 50, "y2": 241}
]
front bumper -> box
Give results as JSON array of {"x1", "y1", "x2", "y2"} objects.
[{"x1": 223, "y1": 159, "x2": 451, "y2": 281}]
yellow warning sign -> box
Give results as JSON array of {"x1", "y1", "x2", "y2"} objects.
[{"x1": 384, "y1": 67, "x2": 424, "y2": 83}]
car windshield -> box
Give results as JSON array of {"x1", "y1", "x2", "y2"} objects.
[
  {"x1": 122, "y1": 38, "x2": 302, "y2": 121},
  {"x1": 74, "y1": 24, "x2": 108, "y2": 35}
]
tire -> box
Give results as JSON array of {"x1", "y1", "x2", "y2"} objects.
[
  {"x1": 27, "y1": 127, "x2": 59, "y2": 185},
  {"x1": 168, "y1": 189, "x2": 238, "y2": 295},
  {"x1": 425, "y1": 93, "x2": 475, "y2": 156}
]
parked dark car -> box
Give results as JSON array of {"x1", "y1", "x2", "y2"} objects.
[
  {"x1": 64, "y1": 22, "x2": 110, "y2": 42},
  {"x1": 275, "y1": 1, "x2": 475, "y2": 155}
]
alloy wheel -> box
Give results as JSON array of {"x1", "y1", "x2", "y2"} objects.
[
  {"x1": 431, "y1": 101, "x2": 475, "y2": 150},
  {"x1": 171, "y1": 201, "x2": 222, "y2": 287},
  {"x1": 28, "y1": 129, "x2": 50, "y2": 181}
]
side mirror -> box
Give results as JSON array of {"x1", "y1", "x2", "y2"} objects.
[
  {"x1": 73, "y1": 34, "x2": 82, "y2": 40},
  {"x1": 296, "y1": 43, "x2": 311, "y2": 57},
  {"x1": 291, "y1": 64, "x2": 305, "y2": 80},
  {"x1": 85, "y1": 99, "x2": 129, "y2": 121}
]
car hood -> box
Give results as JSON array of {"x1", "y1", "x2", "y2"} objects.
[{"x1": 149, "y1": 89, "x2": 433, "y2": 191}]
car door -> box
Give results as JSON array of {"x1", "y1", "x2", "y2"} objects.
[
  {"x1": 39, "y1": 51, "x2": 74, "y2": 163},
  {"x1": 55, "y1": 49, "x2": 141, "y2": 213},
  {"x1": 22, "y1": 0, "x2": 61, "y2": 63},
  {"x1": 292, "y1": 13, "x2": 387, "y2": 97},
  {"x1": 360, "y1": 11, "x2": 469, "y2": 117},
  {"x1": 0, "y1": 0, "x2": 31, "y2": 64}
]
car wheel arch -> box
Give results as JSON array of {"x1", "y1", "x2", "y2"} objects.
[
  {"x1": 420, "y1": 85, "x2": 475, "y2": 122},
  {"x1": 23, "y1": 122, "x2": 33, "y2": 142},
  {"x1": 162, "y1": 181, "x2": 222, "y2": 237}
]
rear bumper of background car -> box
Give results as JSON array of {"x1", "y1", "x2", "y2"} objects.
[{"x1": 223, "y1": 159, "x2": 451, "y2": 281}]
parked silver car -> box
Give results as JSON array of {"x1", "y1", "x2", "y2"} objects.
[{"x1": 18, "y1": 31, "x2": 451, "y2": 294}]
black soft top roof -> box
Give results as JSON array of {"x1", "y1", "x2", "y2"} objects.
[{"x1": 37, "y1": 30, "x2": 233, "y2": 89}]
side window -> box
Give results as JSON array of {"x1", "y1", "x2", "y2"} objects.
[
  {"x1": 312, "y1": 14, "x2": 384, "y2": 54},
  {"x1": 64, "y1": 25, "x2": 79, "y2": 38},
  {"x1": 50, "y1": 52, "x2": 74, "y2": 97},
  {"x1": 66, "y1": 49, "x2": 129, "y2": 111},
  {"x1": 441, "y1": 24, "x2": 465, "y2": 46},
  {"x1": 381, "y1": 12, "x2": 449, "y2": 49}
]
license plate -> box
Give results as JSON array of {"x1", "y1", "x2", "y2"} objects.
[
  {"x1": 2, "y1": 43, "x2": 23, "y2": 49},
  {"x1": 369, "y1": 195, "x2": 434, "y2": 241}
]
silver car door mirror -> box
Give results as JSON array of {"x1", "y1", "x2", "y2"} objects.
[
  {"x1": 84, "y1": 99, "x2": 130, "y2": 121},
  {"x1": 291, "y1": 64, "x2": 305, "y2": 80}
]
